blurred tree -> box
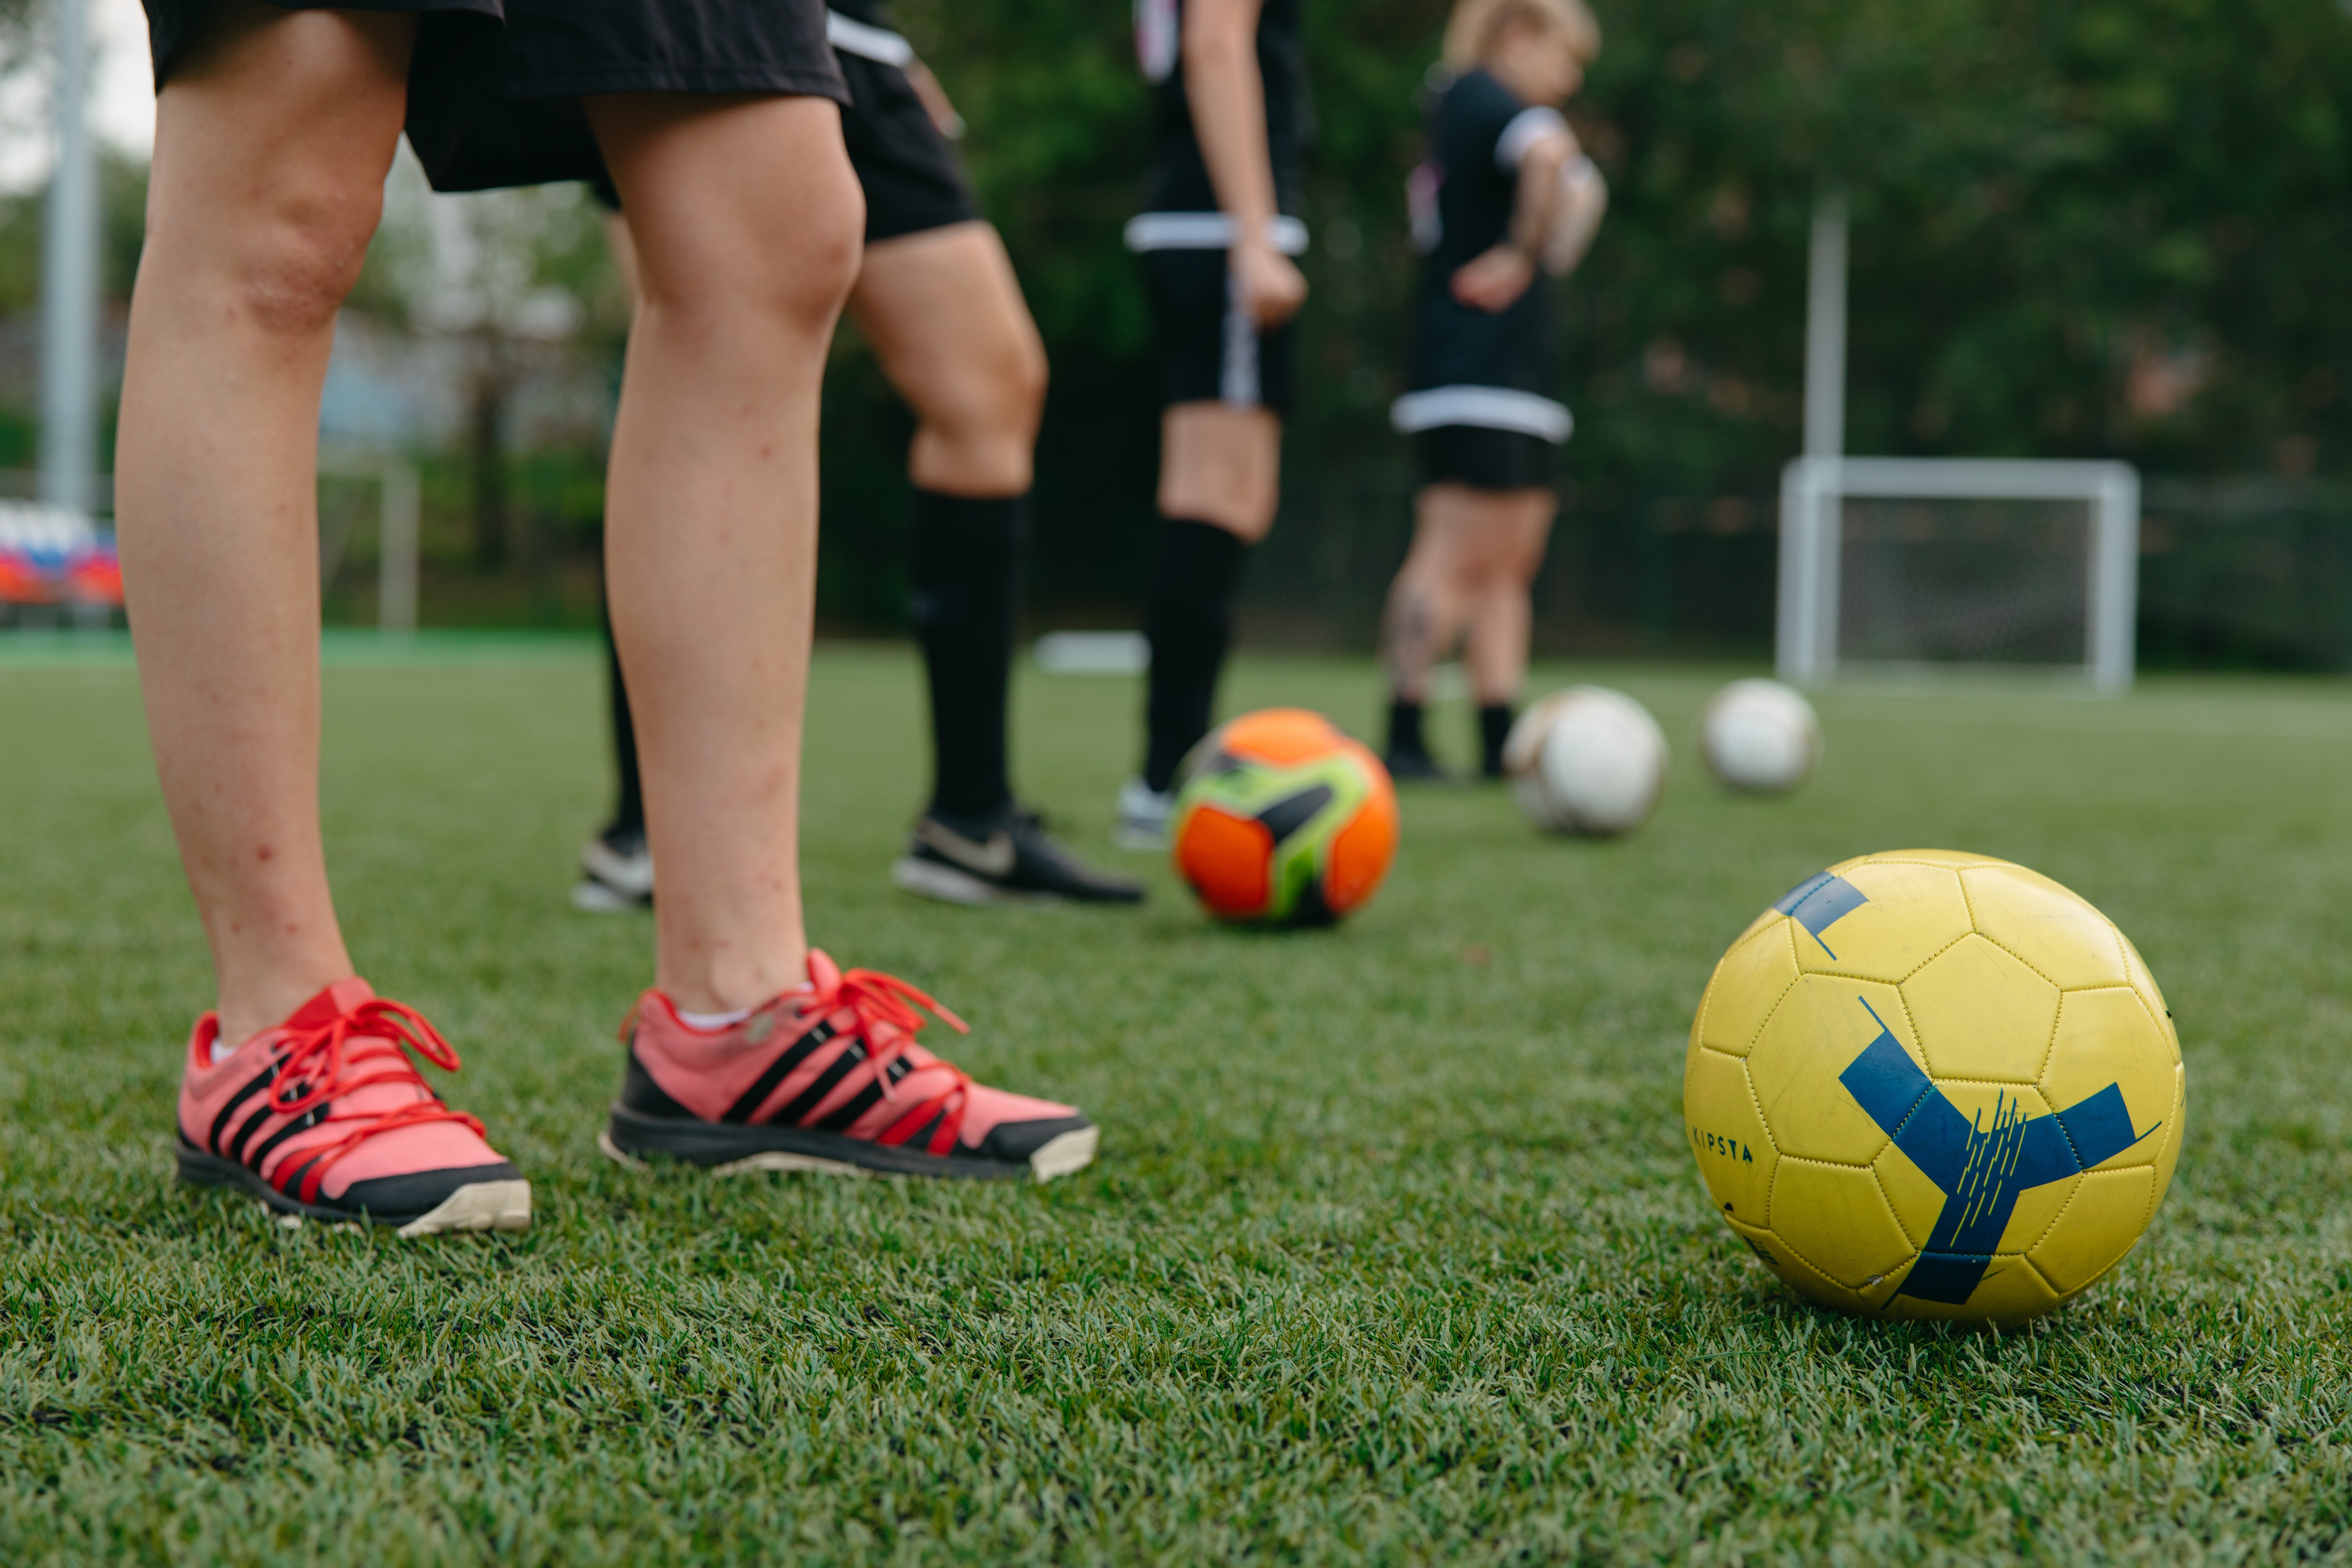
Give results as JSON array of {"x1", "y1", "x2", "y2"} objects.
[
  {"x1": 2, "y1": 0, "x2": 2342, "y2": 640},
  {"x1": 858, "y1": 0, "x2": 2352, "y2": 639},
  {"x1": 350, "y1": 160, "x2": 625, "y2": 577}
]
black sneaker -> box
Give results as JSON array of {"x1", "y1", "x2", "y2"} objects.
[
  {"x1": 573, "y1": 823, "x2": 652, "y2": 912},
  {"x1": 891, "y1": 805, "x2": 1146, "y2": 906},
  {"x1": 1382, "y1": 749, "x2": 1454, "y2": 784}
]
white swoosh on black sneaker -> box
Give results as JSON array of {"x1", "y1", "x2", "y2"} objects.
[{"x1": 915, "y1": 820, "x2": 1017, "y2": 877}]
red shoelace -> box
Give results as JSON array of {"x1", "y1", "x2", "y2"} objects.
[
  {"x1": 811, "y1": 965, "x2": 978, "y2": 1156},
  {"x1": 260, "y1": 998, "x2": 486, "y2": 1203}
]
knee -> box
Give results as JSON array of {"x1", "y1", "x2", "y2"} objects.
[
  {"x1": 179, "y1": 170, "x2": 382, "y2": 338},
  {"x1": 643, "y1": 192, "x2": 863, "y2": 341},
  {"x1": 777, "y1": 195, "x2": 866, "y2": 322},
  {"x1": 932, "y1": 336, "x2": 1047, "y2": 449},
  {"x1": 1000, "y1": 329, "x2": 1048, "y2": 428}
]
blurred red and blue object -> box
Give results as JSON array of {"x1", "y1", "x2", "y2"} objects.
[{"x1": 0, "y1": 502, "x2": 123, "y2": 609}]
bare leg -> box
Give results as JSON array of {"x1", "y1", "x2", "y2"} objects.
[
  {"x1": 587, "y1": 93, "x2": 864, "y2": 1014},
  {"x1": 851, "y1": 222, "x2": 1047, "y2": 497},
  {"x1": 1384, "y1": 484, "x2": 1554, "y2": 705},
  {"x1": 1133, "y1": 402, "x2": 1282, "y2": 792},
  {"x1": 854, "y1": 221, "x2": 1046, "y2": 825},
  {"x1": 1158, "y1": 404, "x2": 1282, "y2": 540},
  {"x1": 1380, "y1": 487, "x2": 1477, "y2": 704},
  {"x1": 116, "y1": 0, "x2": 415, "y2": 1047},
  {"x1": 1460, "y1": 490, "x2": 1556, "y2": 705}
]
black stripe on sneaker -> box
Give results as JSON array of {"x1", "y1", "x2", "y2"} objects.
[
  {"x1": 721, "y1": 1018, "x2": 836, "y2": 1124},
  {"x1": 246, "y1": 1104, "x2": 329, "y2": 1174},
  {"x1": 207, "y1": 1063, "x2": 278, "y2": 1154},
  {"x1": 814, "y1": 1081, "x2": 883, "y2": 1132},
  {"x1": 813, "y1": 1053, "x2": 913, "y2": 1133},
  {"x1": 227, "y1": 1100, "x2": 279, "y2": 1166},
  {"x1": 277, "y1": 1150, "x2": 327, "y2": 1199},
  {"x1": 768, "y1": 1038, "x2": 867, "y2": 1128}
]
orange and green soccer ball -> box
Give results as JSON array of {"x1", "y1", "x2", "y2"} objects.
[
  {"x1": 1171, "y1": 709, "x2": 1399, "y2": 926},
  {"x1": 1685, "y1": 850, "x2": 2186, "y2": 1326}
]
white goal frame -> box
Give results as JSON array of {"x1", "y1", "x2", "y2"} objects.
[
  {"x1": 317, "y1": 448, "x2": 422, "y2": 634},
  {"x1": 1775, "y1": 456, "x2": 2141, "y2": 693}
]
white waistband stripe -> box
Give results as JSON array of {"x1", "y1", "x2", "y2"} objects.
[
  {"x1": 1124, "y1": 213, "x2": 1311, "y2": 255},
  {"x1": 826, "y1": 11, "x2": 915, "y2": 67},
  {"x1": 1391, "y1": 386, "x2": 1574, "y2": 442}
]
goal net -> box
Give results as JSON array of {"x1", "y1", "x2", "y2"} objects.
[{"x1": 1776, "y1": 457, "x2": 2139, "y2": 692}]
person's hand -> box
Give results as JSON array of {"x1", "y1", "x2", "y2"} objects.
[
  {"x1": 1451, "y1": 243, "x2": 1537, "y2": 313},
  {"x1": 1231, "y1": 237, "x2": 1308, "y2": 329},
  {"x1": 905, "y1": 60, "x2": 965, "y2": 140}
]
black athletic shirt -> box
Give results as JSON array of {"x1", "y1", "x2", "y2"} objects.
[
  {"x1": 828, "y1": 0, "x2": 892, "y2": 29},
  {"x1": 1136, "y1": 0, "x2": 1311, "y2": 217},
  {"x1": 1406, "y1": 66, "x2": 1565, "y2": 398}
]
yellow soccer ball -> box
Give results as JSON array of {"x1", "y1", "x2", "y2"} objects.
[{"x1": 1684, "y1": 850, "x2": 2186, "y2": 1326}]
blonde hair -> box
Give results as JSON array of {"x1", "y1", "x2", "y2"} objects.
[{"x1": 1441, "y1": 0, "x2": 1601, "y2": 70}]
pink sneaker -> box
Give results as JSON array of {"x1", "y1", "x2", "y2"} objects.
[
  {"x1": 175, "y1": 979, "x2": 531, "y2": 1236},
  {"x1": 600, "y1": 951, "x2": 1098, "y2": 1182}
]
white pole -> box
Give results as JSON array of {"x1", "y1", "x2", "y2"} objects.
[
  {"x1": 378, "y1": 459, "x2": 420, "y2": 633},
  {"x1": 2088, "y1": 466, "x2": 2138, "y2": 694},
  {"x1": 1803, "y1": 189, "x2": 1847, "y2": 461},
  {"x1": 41, "y1": 0, "x2": 100, "y2": 515},
  {"x1": 1776, "y1": 459, "x2": 1813, "y2": 681},
  {"x1": 1779, "y1": 189, "x2": 1850, "y2": 685}
]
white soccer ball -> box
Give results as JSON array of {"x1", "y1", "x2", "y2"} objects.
[
  {"x1": 1698, "y1": 678, "x2": 1820, "y2": 794},
  {"x1": 1504, "y1": 686, "x2": 1669, "y2": 837}
]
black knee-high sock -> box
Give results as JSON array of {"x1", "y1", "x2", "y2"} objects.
[
  {"x1": 1387, "y1": 697, "x2": 1429, "y2": 760},
  {"x1": 600, "y1": 599, "x2": 646, "y2": 839},
  {"x1": 910, "y1": 489, "x2": 1026, "y2": 821},
  {"x1": 1479, "y1": 702, "x2": 1516, "y2": 779},
  {"x1": 1142, "y1": 517, "x2": 1249, "y2": 793}
]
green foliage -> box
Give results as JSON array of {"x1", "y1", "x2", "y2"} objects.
[
  {"x1": 0, "y1": 150, "x2": 146, "y2": 322},
  {"x1": 3, "y1": 647, "x2": 2351, "y2": 1561},
  {"x1": 6, "y1": 0, "x2": 2349, "y2": 640},
  {"x1": 806, "y1": 0, "x2": 2352, "y2": 637}
]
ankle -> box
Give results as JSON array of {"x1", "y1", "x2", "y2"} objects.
[
  {"x1": 1387, "y1": 696, "x2": 1430, "y2": 758},
  {"x1": 212, "y1": 965, "x2": 356, "y2": 1059},
  {"x1": 658, "y1": 946, "x2": 810, "y2": 1017}
]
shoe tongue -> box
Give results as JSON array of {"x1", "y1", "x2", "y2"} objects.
[
  {"x1": 805, "y1": 949, "x2": 841, "y2": 990},
  {"x1": 282, "y1": 977, "x2": 377, "y2": 1032}
]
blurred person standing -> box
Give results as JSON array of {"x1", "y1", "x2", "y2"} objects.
[
  {"x1": 1114, "y1": 0, "x2": 1311, "y2": 848},
  {"x1": 576, "y1": 2, "x2": 1145, "y2": 912},
  {"x1": 1380, "y1": 0, "x2": 1605, "y2": 782}
]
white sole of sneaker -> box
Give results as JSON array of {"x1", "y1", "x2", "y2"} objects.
[
  {"x1": 600, "y1": 1125, "x2": 1095, "y2": 1183},
  {"x1": 711, "y1": 1150, "x2": 873, "y2": 1178},
  {"x1": 393, "y1": 1179, "x2": 533, "y2": 1239},
  {"x1": 1028, "y1": 1125, "x2": 1099, "y2": 1182},
  {"x1": 1110, "y1": 825, "x2": 1168, "y2": 853},
  {"x1": 579, "y1": 841, "x2": 654, "y2": 900},
  {"x1": 600, "y1": 1127, "x2": 869, "y2": 1180},
  {"x1": 571, "y1": 878, "x2": 648, "y2": 913},
  {"x1": 889, "y1": 855, "x2": 1054, "y2": 908}
]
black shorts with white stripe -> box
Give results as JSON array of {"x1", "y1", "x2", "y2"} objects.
[
  {"x1": 583, "y1": 7, "x2": 979, "y2": 242},
  {"x1": 1129, "y1": 215, "x2": 1305, "y2": 415},
  {"x1": 1413, "y1": 424, "x2": 1556, "y2": 491},
  {"x1": 828, "y1": 9, "x2": 981, "y2": 243},
  {"x1": 1391, "y1": 382, "x2": 1571, "y2": 491}
]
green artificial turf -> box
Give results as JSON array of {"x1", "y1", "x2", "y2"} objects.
[{"x1": 3, "y1": 643, "x2": 2349, "y2": 1565}]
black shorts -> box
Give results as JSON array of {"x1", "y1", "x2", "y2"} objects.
[
  {"x1": 1415, "y1": 425, "x2": 1557, "y2": 491},
  {"x1": 141, "y1": 0, "x2": 847, "y2": 193},
  {"x1": 1136, "y1": 247, "x2": 1297, "y2": 415},
  {"x1": 833, "y1": 39, "x2": 979, "y2": 242}
]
